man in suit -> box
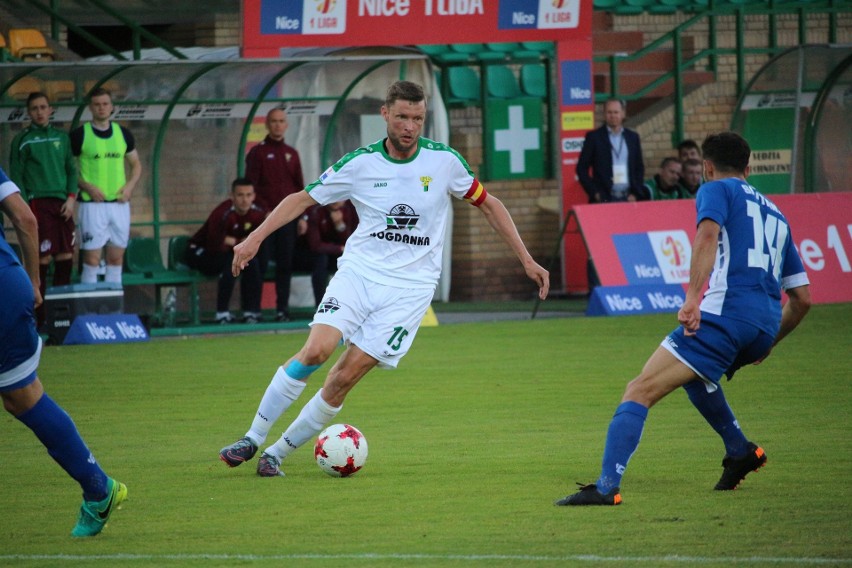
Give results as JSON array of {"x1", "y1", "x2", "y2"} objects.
[{"x1": 577, "y1": 98, "x2": 646, "y2": 203}]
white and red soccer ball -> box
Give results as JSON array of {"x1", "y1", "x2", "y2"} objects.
[{"x1": 314, "y1": 423, "x2": 368, "y2": 477}]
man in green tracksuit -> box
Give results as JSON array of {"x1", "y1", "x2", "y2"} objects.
[{"x1": 9, "y1": 91, "x2": 78, "y2": 327}]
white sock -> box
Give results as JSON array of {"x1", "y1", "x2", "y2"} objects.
[
  {"x1": 105, "y1": 265, "x2": 123, "y2": 283},
  {"x1": 81, "y1": 264, "x2": 99, "y2": 283},
  {"x1": 266, "y1": 389, "x2": 340, "y2": 460},
  {"x1": 246, "y1": 366, "x2": 307, "y2": 445}
]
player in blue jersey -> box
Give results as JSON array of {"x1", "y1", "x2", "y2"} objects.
[
  {"x1": 219, "y1": 80, "x2": 550, "y2": 477},
  {"x1": 0, "y1": 167, "x2": 127, "y2": 535},
  {"x1": 556, "y1": 132, "x2": 811, "y2": 506}
]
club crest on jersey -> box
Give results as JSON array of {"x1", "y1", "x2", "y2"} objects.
[
  {"x1": 420, "y1": 176, "x2": 432, "y2": 192},
  {"x1": 317, "y1": 297, "x2": 341, "y2": 314}
]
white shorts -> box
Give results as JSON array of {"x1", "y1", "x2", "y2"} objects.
[
  {"x1": 79, "y1": 201, "x2": 131, "y2": 250},
  {"x1": 310, "y1": 267, "x2": 435, "y2": 369}
]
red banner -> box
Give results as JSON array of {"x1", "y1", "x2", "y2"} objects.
[{"x1": 573, "y1": 193, "x2": 852, "y2": 305}]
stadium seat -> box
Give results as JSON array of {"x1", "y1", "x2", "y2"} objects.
[
  {"x1": 7, "y1": 77, "x2": 45, "y2": 102},
  {"x1": 446, "y1": 66, "x2": 480, "y2": 103},
  {"x1": 418, "y1": 44, "x2": 450, "y2": 58},
  {"x1": 167, "y1": 235, "x2": 194, "y2": 271},
  {"x1": 486, "y1": 65, "x2": 522, "y2": 99},
  {"x1": 46, "y1": 80, "x2": 75, "y2": 102},
  {"x1": 124, "y1": 237, "x2": 206, "y2": 326},
  {"x1": 520, "y1": 64, "x2": 548, "y2": 98},
  {"x1": 520, "y1": 42, "x2": 554, "y2": 53},
  {"x1": 126, "y1": 237, "x2": 169, "y2": 276},
  {"x1": 477, "y1": 42, "x2": 517, "y2": 62},
  {"x1": 8, "y1": 28, "x2": 54, "y2": 61},
  {"x1": 0, "y1": 33, "x2": 9, "y2": 61},
  {"x1": 449, "y1": 43, "x2": 485, "y2": 55}
]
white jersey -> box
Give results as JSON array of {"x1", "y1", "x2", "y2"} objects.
[{"x1": 305, "y1": 137, "x2": 486, "y2": 289}]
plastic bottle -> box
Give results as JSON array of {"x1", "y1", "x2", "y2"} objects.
[{"x1": 164, "y1": 288, "x2": 177, "y2": 327}]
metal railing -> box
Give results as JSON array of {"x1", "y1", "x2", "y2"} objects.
[
  {"x1": 31, "y1": 0, "x2": 188, "y2": 60},
  {"x1": 594, "y1": 0, "x2": 850, "y2": 144}
]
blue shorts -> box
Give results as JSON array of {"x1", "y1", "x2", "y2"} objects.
[
  {"x1": 661, "y1": 312, "x2": 774, "y2": 390},
  {"x1": 0, "y1": 264, "x2": 41, "y2": 392}
]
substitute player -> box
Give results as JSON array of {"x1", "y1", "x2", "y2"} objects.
[
  {"x1": 70, "y1": 88, "x2": 142, "y2": 284},
  {"x1": 219, "y1": 80, "x2": 549, "y2": 476},
  {"x1": 0, "y1": 166, "x2": 126, "y2": 536},
  {"x1": 556, "y1": 132, "x2": 811, "y2": 506}
]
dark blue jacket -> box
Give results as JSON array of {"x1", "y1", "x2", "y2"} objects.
[{"x1": 576, "y1": 125, "x2": 646, "y2": 203}]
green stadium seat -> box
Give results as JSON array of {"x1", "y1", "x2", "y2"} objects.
[
  {"x1": 447, "y1": 66, "x2": 480, "y2": 103},
  {"x1": 479, "y1": 42, "x2": 518, "y2": 62},
  {"x1": 449, "y1": 43, "x2": 484, "y2": 54},
  {"x1": 124, "y1": 237, "x2": 206, "y2": 326},
  {"x1": 418, "y1": 44, "x2": 450, "y2": 57},
  {"x1": 486, "y1": 65, "x2": 521, "y2": 98},
  {"x1": 126, "y1": 237, "x2": 168, "y2": 276},
  {"x1": 520, "y1": 64, "x2": 548, "y2": 98},
  {"x1": 520, "y1": 41, "x2": 554, "y2": 53},
  {"x1": 167, "y1": 235, "x2": 194, "y2": 271}
]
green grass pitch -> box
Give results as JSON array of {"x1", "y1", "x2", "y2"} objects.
[{"x1": 1, "y1": 304, "x2": 850, "y2": 567}]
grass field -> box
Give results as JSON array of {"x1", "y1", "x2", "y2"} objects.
[{"x1": 2, "y1": 304, "x2": 850, "y2": 567}]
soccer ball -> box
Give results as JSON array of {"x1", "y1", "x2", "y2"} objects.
[{"x1": 314, "y1": 423, "x2": 368, "y2": 477}]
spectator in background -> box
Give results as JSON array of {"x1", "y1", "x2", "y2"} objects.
[
  {"x1": 644, "y1": 157, "x2": 685, "y2": 200},
  {"x1": 71, "y1": 88, "x2": 143, "y2": 285},
  {"x1": 9, "y1": 92, "x2": 78, "y2": 328},
  {"x1": 680, "y1": 158, "x2": 704, "y2": 198},
  {"x1": 577, "y1": 98, "x2": 646, "y2": 203},
  {"x1": 245, "y1": 107, "x2": 306, "y2": 322},
  {"x1": 677, "y1": 139, "x2": 702, "y2": 163},
  {"x1": 296, "y1": 200, "x2": 358, "y2": 306},
  {"x1": 186, "y1": 178, "x2": 267, "y2": 324}
]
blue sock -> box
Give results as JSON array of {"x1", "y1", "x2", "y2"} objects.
[
  {"x1": 596, "y1": 401, "x2": 648, "y2": 493},
  {"x1": 16, "y1": 394, "x2": 108, "y2": 501},
  {"x1": 683, "y1": 380, "x2": 748, "y2": 457}
]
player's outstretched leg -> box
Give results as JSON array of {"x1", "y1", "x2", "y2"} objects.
[
  {"x1": 219, "y1": 363, "x2": 314, "y2": 467},
  {"x1": 555, "y1": 401, "x2": 647, "y2": 506},
  {"x1": 714, "y1": 442, "x2": 767, "y2": 490},
  {"x1": 257, "y1": 389, "x2": 341, "y2": 477},
  {"x1": 219, "y1": 436, "x2": 258, "y2": 467},
  {"x1": 13, "y1": 389, "x2": 126, "y2": 535},
  {"x1": 555, "y1": 483, "x2": 622, "y2": 506},
  {"x1": 71, "y1": 477, "x2": 128, "y2": 537}
]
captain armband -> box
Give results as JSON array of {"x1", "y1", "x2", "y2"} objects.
[{"x1": 463, "y1": 180, "x2": 487, "y2": 207}]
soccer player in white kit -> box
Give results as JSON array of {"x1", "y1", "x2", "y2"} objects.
[{"x1": 219, "y1": 80, "x2": 550, "y2": 477}]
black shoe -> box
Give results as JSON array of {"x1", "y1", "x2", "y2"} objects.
[
  {"x1": 714, "y1": 442, "x2": 767, "y2": 490},
  {"x1": 276, "y1": 311, "x2": 291, "y2": 322},
  {"x1": 555, "y1": 483, "x2": 622, "y2": 506},
  {"x1": 243, "y1": 312, "x2": 261, "y2": 324},
  {"x1": 219, "y1": 436, "x2": 258, "y2": 467}
]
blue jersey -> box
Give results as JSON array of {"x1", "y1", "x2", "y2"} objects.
[
  {"x1": 696, "y1": 177, "x2": 809, "y2": 336},
  {"x1": 0, "y1": 167, "x2": 24, "y2": 269}
]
